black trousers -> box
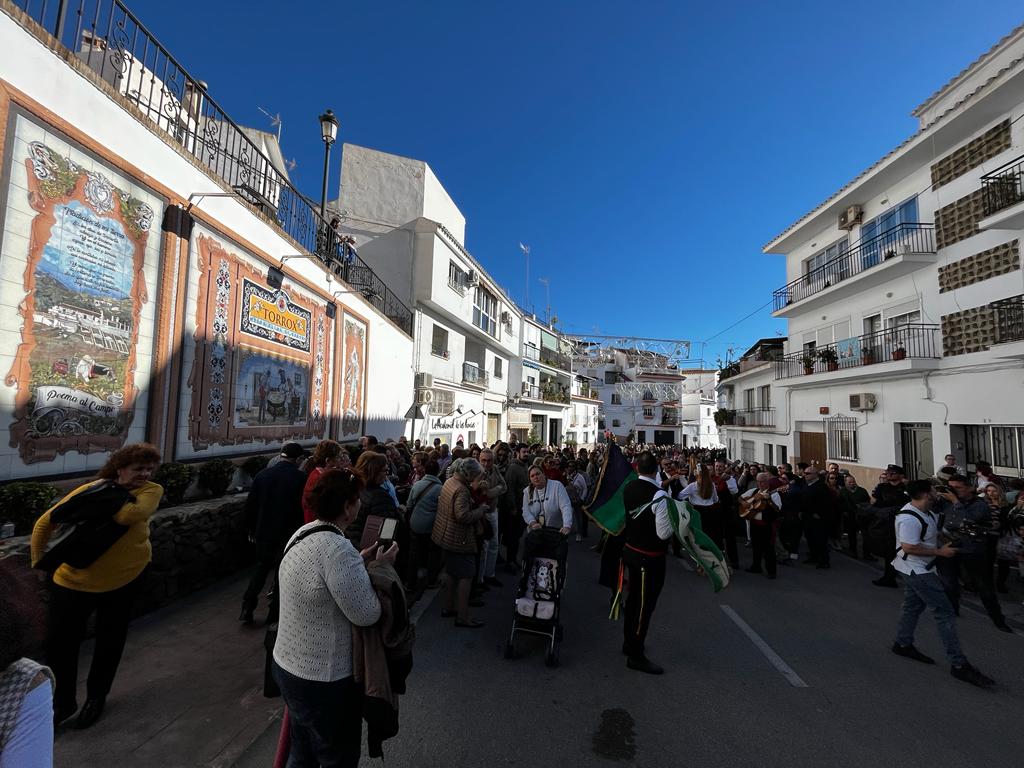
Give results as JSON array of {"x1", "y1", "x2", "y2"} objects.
[
  {"x1": 804, "y1": 515, "x2": 831, "y2": 565},
  {"x1": 779, "y1": 517, "x2": 802, "y2": 555},
  {"x1": 243, "y1": 540, "x2": 284, "y2": 619},
  {"x1": 749, "y1": 523, "x2": 777, "y2": 575},
  {"x1": 47, "y1": 574, "x2": 144, "y2": 711},
  {"x1": 696, "y1": 504, "x2": 725, "y2": 553},
  {"x1": 622, "y1": 549, "x2": 666, "y2": 659},
  {"x1": 272, "y1": 662, "x2": 362, "y2": 767},
  {"x1": 503, "y1": 509, "x2": 526, "y2": 565},
  {"x1": 943, "y1": 552, "x2": 1006, "y2": 627},
  {"x1": 843, "y1": 513, "x2": 860, "y2": 557}
]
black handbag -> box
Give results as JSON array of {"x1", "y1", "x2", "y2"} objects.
[{"x1": 34, "y1": 481, "x2": 133, "y2": 572}]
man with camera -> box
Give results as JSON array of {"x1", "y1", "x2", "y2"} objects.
[
  {"x1": 891, "y1": 481, "x2": 995, "y2": 688},
  {"x1": 936, "y1": 476, "x2": 1012, "y2": 633}
]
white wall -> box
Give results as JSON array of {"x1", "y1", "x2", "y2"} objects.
[{"x1": 0, "y1": 10, "x2": 414, "y2": 478}]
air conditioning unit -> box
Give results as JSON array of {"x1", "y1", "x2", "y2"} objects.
[
  {"x1": 838, "y1": 204, "x2": 863, "y2": 230},
  {"x1": 849, "y1": 392, "x2": 877, "y2": 411},
  {"x1": 414, "y1": 372, "x2": 434, "y2": 390},
  {"x1": 415, "y1": 389, "x2": 434, "y2": 405},
  {"x1": 465, "y1": 269, "x2": 479, "y2": 287}
]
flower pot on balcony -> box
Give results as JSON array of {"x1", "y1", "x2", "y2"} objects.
[
  {"x1": 892, "y1": 347, "x2": 907, "y2": 361},
  {"x1": 826, "y1": 361, "x2": 839, "y2": 372},
  {"x1": 862, "y1": 348, "x2": 874, "y2": 365},
  {"x1": 803, "y1": 366, "x2": 814, "y2": 375}
]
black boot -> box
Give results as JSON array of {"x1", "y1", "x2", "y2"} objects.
[{"x1": 75, "y1": 697, "x2": 106, "y2": 729}]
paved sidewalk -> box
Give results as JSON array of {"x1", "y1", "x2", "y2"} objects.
[{"x1": 54, "y1": 573, "x2": 281, "y2": 768}]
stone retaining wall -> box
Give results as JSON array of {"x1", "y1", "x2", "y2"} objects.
[{"x1": 0, "y1": 493, "x2": 252, "y2": 615}]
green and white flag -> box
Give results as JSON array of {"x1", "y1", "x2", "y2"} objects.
[{"x1": 631, "y1": 495, "x2": 731, "y2": 593}]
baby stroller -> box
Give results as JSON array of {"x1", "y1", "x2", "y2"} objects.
[{"x1": 504, "y1": 527, "x2": 568, "y2": 667}]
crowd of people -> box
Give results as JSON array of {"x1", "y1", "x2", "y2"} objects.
[{"x1": 1, "y1": 436, "x2": 1021, "y2": 766}]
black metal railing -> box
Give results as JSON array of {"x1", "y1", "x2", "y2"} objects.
[
  {"x1": 772, "y1": 223, "x2": 935, "y2": 311},
  {"x1": 774, "y1": 324, "x2": 939, "y2": 379},
  {"x1": 521, "y1": 383, "x2": 541, "y2": 399},
  {"x1": 541, "y1": 385, "x2": 570, "y2": 404},
  {"x1": 981, "y1": 154, "x2": 1024, "y2": 217},
  {"x1": 733, "y1": 408, "x2": 776, "y2": 428},
  {"x1": 992, "y1": 295, "x2": 1024, "y2": 344},
  {"x1": 719, "y1": 362, "x2": 741, "y2": 380},
  {"x1": 14, "y1": 0, "x2": 413, "y2": 334},
  {"x1": 462, "y1": 362, "x2": 488, "y2": 387},
  {"x1": 540, "y1": 347, "x2": 572, "y2": 372}
]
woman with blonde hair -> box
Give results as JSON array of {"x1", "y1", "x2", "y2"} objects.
[
  {"x1": 31, "y1": 442, "x2": 163, "y2": 729},
  {"x1": 673, "y1": 463, "x2": 724, "y2": 551}
]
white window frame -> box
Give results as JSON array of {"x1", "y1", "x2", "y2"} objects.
[
  {"x1": 431, "y1": 324, "x2": 449, "y2": 359},
  {"x1": 493, "y1": 357, "x2": 503, "y2": 379},
  {"x1": 473, "y1": 286, "x2": 498, "y2": 337},
  {"x1": 448, "y1": 261, "x2": 467, "y2": 294}
]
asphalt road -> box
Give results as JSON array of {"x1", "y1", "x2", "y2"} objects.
[{"x1": 234, "y1": 543, "x2": 1022, "y2": 768}]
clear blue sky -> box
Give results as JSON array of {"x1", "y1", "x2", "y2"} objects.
[{"x1": 133, "y1": 0, "x2": 1022, "y2": 364}]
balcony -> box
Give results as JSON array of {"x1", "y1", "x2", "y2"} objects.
[
  {"x1": 15, "y1": 0, "x2": 414, "y2": 334},
  {"x1": 989, "y1": 296, "x2": 1024, "y2": 359},
  {"x1": 732, "y1": 408, "x2": 776, "y2": 428},
  {"x1": 521, "y1": 383, "x2": 541, "y2": 400},
  {"x1": 542, "y1": 384, "x2": 570, "y2": 404},
  {"x1": 772, "y1": 223, "x2": 936, "y2": 317},
  {"x1": 980, "y1": 154, "x2": 1024, "y2": 231},
  {"x1": 523, "y1": 345, "x2": 541, "y2": 362},
  {"x1": 775, "y1": 324, "x2": 940, "y2": 385},
  {"x1": 462, "y1": 362, "x2": 489, "y2": 388},
  {"x1": 539, "y1": 348, "x2": 572, "y2": 372}
]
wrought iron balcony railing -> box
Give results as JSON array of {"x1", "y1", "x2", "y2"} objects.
[
  {"x1": 981, "y1": 154, "x2": 1024, "y2": 217},
  {"x1": 992, "y1": 295, "x2": 1024, "y2": 344},
  {"x1": 14, "y1": 0, "x2": 413, "y2": 335},
  {"x1": 462, "y1": 362, "x2": 488, "y2": 387},
  {"x1": 772, "y1": 223, "x2": 935, "y2": 312},
  {"x1": 521, "y1": 383, "x2": 541, "y2": 399},
  {"x1": 733, "y1": 408, "x2": 776, "y2": 428},
  {"x1": 774, "y1": 324, "x2": 939, "y2": 380},
  {"x1": 540, "y1": 348, "x2": 572, "y2": 372}
]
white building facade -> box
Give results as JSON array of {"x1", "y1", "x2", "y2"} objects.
[
  {"x1": 760, "y1": 23, "x2": 1024, "y2": 487},
  {"x1": 716, "y1": 339, "x2": 789, "y2": 466}
]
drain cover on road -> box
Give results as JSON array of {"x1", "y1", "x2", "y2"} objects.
[{"x1": 592, "y1": 708, "x2": 636, "y2": 761}]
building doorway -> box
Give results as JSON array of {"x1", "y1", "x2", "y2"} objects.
[
  {"x1": 548, "y1": 418, "x2": 562, "y2": 447},
  {"x1": 486, "y1": 414, "x2": 500, "y2": 445},
  {"x1": 636, "y1": 430, "x2": 647, "y2": 444},
  {"x1": 899, "y1": 423, "x2": 934, "y2": 481},
  {"x1": 654, "y1": 430, "x2": 674, "y2": 445},
  {"x1": 796, "y1": 431, "x2": 826, "y2": 467}
]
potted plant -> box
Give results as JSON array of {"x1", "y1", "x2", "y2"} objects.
[
  {"x1": 817, "y1": 347, "x2": 840, "y2": 372},
  {"x1": 801, "y1": 353, "x2": 816, "y2": 375},
  {"x1": 861, "y1": 346, "x2": 875, "y2": 365},
  {"x1": 892, "y1": 342, "x2": 907, "y2": 361}
]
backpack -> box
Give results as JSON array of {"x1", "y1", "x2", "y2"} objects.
[{"x1": 893, "y1": 508, "x2": 933, "y2": 569}]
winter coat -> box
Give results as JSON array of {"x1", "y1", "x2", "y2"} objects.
[{"x1": 431, "y1": 476, "x2": 486, "y2": 553}]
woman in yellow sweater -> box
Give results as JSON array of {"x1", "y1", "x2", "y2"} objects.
[{"x1": 31, "y1": 443, "x2": 163, "y2": 730}]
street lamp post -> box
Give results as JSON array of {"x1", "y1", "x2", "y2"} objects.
[{"x1": 318, "y1": 109, "x2": 339, "y2": 221}]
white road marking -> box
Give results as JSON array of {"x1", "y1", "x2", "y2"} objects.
[
  {"x1": 720, "y1": 605, "x2": 809, "y2": 688},
  {"x1": 409, "y1": 586, "x2": 442, "y2": 626}
]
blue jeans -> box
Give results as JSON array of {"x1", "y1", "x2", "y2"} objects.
[
  {"x1": 895, "y1": 571, "x2": 966, "y2": 667},
  {"x1": 271, "y1": 661, "x2": 362, "y2": 767}
]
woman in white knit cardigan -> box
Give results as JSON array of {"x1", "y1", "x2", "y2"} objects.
[
  {"x1": 522, "y1": 465, "x2": 574, "y2": 534},
  {"x1": 272, "y1": 468, "x2": 397, "y2": 767}
]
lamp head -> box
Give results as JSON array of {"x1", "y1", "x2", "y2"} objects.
[{"x1": 319, "y1": 109, "x2": 339, "y2": 145}]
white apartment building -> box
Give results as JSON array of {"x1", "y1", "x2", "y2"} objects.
[
  {"x1": 677, "y1": 368, "x2": 723, "y2": 448},
  {"x1": 760, "y1": 23, "x2": 1024, "y2": 487},
  {"x1": 335, "y1": 145, "x2": 523, "y2": 447},
  {"x1": 580, "y1": 351, "x2": 718, "y2": 447},
  {"x1": 716, "y1": 339, "x2": 789, "y2": 466},
  {"x1": 511, "y1": 314, "x2": 575, "y2": 445}
]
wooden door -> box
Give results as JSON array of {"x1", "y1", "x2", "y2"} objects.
[{"x1": 797, "y1": 431, "x2": 826, "y2": 467}]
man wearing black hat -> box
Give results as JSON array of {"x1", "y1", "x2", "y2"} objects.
[
  {"x1": 870, "y1": 465, "x2": 908, "y2": 588},
  {"x1": 240, "y1": 442, "x2": 308, "y2": 624}
]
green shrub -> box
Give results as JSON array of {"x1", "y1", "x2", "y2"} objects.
[
  {"x1": 0, "y1": 481, "x2": 60, "y2": 535},
  {"x1": 197, "y1": 458, "x2": 236, "y2": 498},
  {"x1": 241, "y1": 454, "x2": 269, "y2": 479},
  {"x1": 153, "y1": 462, "x2": 196, "y2": 506}
]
